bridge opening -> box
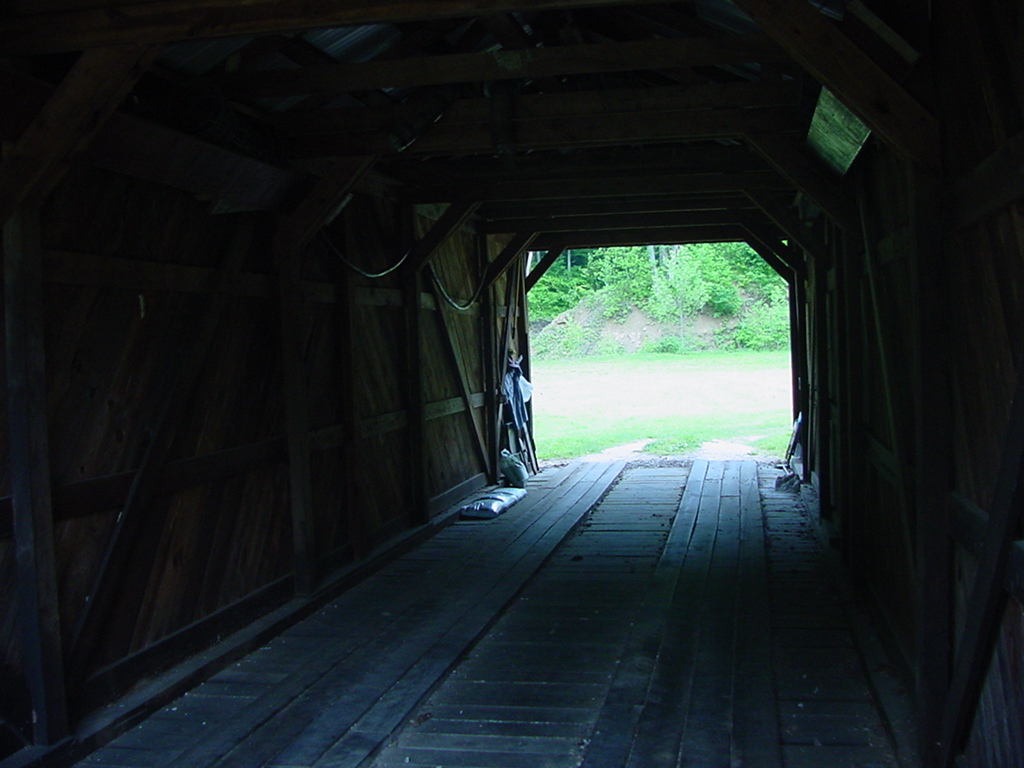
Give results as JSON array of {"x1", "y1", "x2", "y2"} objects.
[{"x1": 525, "y1": 241, "x2": 795, "y2": 466}]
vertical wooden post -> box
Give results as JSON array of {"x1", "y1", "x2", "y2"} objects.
[
  {"x1": 515, "y1": 256, "x2": 539, "y2": 473},
  {"x1": 5, "y1": 201, "x2": 70, "y2": 745},
  {"x1": 480, "y1": 237, "x2": 499, "y2": 484},
  {"x1": 405, "y1": 271, "x2": 427, "y2": 524},
  {"x1": 835, "y1": 226, "x2": 865, "y2": 562},
  {"x1": 272, "y1": 157, "x2": 375, "y2": 589},
  {"x1": 495, "y1": 266, "x2": 518, "y2": 468},
  {"x1": 812, "y1": 245, "x2": 832, "y2": 508},
  {"x1": 277, "y1": 244, "x2": 317, "y2": 595},
  {"x1": 788, "y1": 271, "x2": 811, "y2": 477},
  {"x1": 912, "y1": 170, "x2": 952, "y2": 766},
  {"x1": 337, "y1": 268, "x2": 363, "y2": 561}
]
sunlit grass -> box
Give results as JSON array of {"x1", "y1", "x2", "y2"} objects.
[{"x1": 529, "y1": 350, "x2": 792, "y2": 460}]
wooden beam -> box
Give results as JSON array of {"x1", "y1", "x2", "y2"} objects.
[
  {"x1": 277, "y1": 246, "x2": 316, "y2": 595},
  {"x1": 4, "y1": 202, "x2": 69, "y2": 745},
  {"x1": 481, "y1": 209, "x2": 751, "y2": 235},
  {"x1": 910, "y1": 171, "x2": 952, "y2": 764},
  {"x1": 407, "y1": 171, "x2": 792, "y2": 205},
  {"x1": 0, "y1": 1, "x2": 675, "y2": 56},
  {"x1": 67, "y1": 215, "x2": 258, "y2": 687},
  {"x1": 514, "y1": 264, "x2": 539, "y2": 474},
  {"x1": 789, "y1": 276, "x2": 809, "y2": 429},
  {"x1": 938, "y1": 355, "x2": 1024, "y2": 766},
  {"x1": 732, "y1": 0, "x2": 940, "y2": 169},
  {"x1": 494, "y1": 264, "x2": 519, "y2": 468},
  {"x1": 534, "y1": 225, "x2": 749, "y2": 250},
  {"x1": 948, "y1": 128, "x2": 1024, "y2": 231},
  {"x1": 744, "y1": 133, "x2": 857, "y2": 230},
  {"x1": 288, "y1": 106, "x2": 803, "y2": 158},
  {"x1": 480, "y1": 232, "x2": 539, "y2": 293},
  {"x1": 744, "y1": 190, "x2": 833, "y2": 259},
  {"x1": 404, "y1": 202, "x2": 481, "y2": 273},
  {"x1": 275, "y1": 155, "x2": 377, "y2": 256},
  {"x1": 0, "y1": 44, "x2": 160, "y2": 226},
  {"x1": 742, "y1": 231, "x2": 797, "y2": 283},
  {"x1": 274, "y1": 155, "x2": 374, "y2": 587},
  {"x1": 405, "y1": 271, "x2": 428, "y2": 525},
  {"x1": 43, "y1": 249, "x2": 273, "y2": 296},
  {"x1": 223, "y1": 36, "x2": 787, "y2": 98},
  {"x1": 855, "y1": 183, "x2": 916, "y2": 599},
  {"x1": 739, "y1": 217, "x2": 804, "y2": 276},
  {"x1": 334, "y1": 269, "x2": 364, "y2": 559},
  {"x1": 0, "y1": 67, "x2": 307, "y2": 214},
  {"x1": 0, "y1": 439, "x2": 290, "y2": 540},
  {"x1": 525, "y1": 247, "x2": 566, "y2": 293},
  {"x1": 427, "y1": 281, "x2": 492, "y2": 479},
  {"x1": 950, "y1": 494, "x2": 1024, "y2": 608},
  {"x1": 269, "y1": 81, "x2": 802, "y2": 137},
  {"x1": 481, "y1": 195, "x2": 757, "y2": 221},
  {"x1": 388, "y1": 144, "x2": 769, "y2": 191}
]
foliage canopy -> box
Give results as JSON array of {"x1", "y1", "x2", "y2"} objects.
[{"x1": 527, "y1": 241, "x2": 789, "y2": 356}]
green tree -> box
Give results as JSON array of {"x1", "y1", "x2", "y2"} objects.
[
  {"x1": 585, "y1": 246, "x2": 656, "y2": 318},
  {"x1": 650, "y1": 246, "x2": 708, "y2": 342},
  {"x1": 526, "y1": 249, "x2": 595, "y2": 322}
]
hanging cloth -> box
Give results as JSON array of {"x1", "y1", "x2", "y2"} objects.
[{"x1": 502, "y1": 359, "x2": 530, "y2": 432}]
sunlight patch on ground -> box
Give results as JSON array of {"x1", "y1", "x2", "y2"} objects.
[{"x1": 579, "y1": 439, "x2": 655, "y2": 462}]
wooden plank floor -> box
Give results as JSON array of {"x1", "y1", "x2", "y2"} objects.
[
  {"x1": 74, "y1": 460, "x2": 624, "y2": 768},
  {"x1": 74, "y1": 460, "x2": 913, "y2": 768}
]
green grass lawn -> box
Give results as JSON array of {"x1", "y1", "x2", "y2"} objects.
[{"x1": 528, "y1": 350, "x2": 793, "y2": 460}]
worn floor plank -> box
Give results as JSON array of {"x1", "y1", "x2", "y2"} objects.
[
  {"x1": 74, "y1": 461, "x2": 913, "y2": 768},
  {"x1": 76, "y1": 460, "x2": 624, "y2": 768}
]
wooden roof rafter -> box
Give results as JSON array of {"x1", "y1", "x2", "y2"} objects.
[
  {"x1": 385, "y1": 142, "x2": 772, "y2": 186},
  {"x1": 0, "y1": 1, "x2": 667, "y2": 56},
  {"x1": 480, "y1": 208, "x2": 761, "y2": 235},
  {"x1": 732, "y1": 0, "x2": 941, "y2": 170},
  {"x1": 217, "y1": 35, "x2": 788, "y2": 99},
  {"x1": 744, "y1": 132, "x2": 857, "y2": 230},
  {"x1": 533, "y1": 224, "x2": 750, "y2": 250},
  {"x1": 300, "y1": 107, "x2": 802, "y2": 158},
  {"x1": 405, "y1": 168, "x2": 794, "y2": 205},
  {"x1": 269, "y1": 81, "x2": 802, "y2": 139},
  {"x1": 0, "y1": 66, "x2": 308, "y2": 213},
  {"x1": 0, "y1": 43, "x2": 161, "y2": 226},
  {"x1": 479, "y1": 194, "x2": 759, "y2": 221}
]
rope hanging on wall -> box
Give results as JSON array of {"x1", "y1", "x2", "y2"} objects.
[
  {"x1": 319, "y1": 228, "x2": 409, "y2": 279},
  {"x1": 427, "y1": 262, "x2": 488, "y2": 312},
  {"x1": 320, "y1": 228, "x2": 489, "y2": 312}
]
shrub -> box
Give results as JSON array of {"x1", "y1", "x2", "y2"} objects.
[
  {"x1": 641, "y1": 335, "x2": 685, "y2": 354},
  {"x1": 594, "y1": 338, "x2": 626, "y2": 356},
  {"x1": 705, "y1": 283, "x2": 741, "y2": 317},
  {"x1": 733, "y1": 300, "x2": 790, "y2": 350},
  {"x1": 532, "y1": 321, "x2": 599, "y2": 359}
]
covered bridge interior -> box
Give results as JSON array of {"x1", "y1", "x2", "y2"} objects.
[{"x1": 0, "y1": 1, "x2": 1022, "y2": 766}]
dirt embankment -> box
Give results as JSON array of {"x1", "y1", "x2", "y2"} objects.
[{"x1": 534, "y1": 302, "x2": 737, "y2": 355}]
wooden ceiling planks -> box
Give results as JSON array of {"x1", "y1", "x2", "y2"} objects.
[
  {"x1": 267, "y1": 81, "x2": 802, "y2": 138},
  {"x1": 217, "y1": 36, "x2": 787, "y2": 97},
  {"x1": 533, "y1": 224, "x2": 749, "y2": 249},
  {"x1": 405, "y1": 170, "x2": 792, "y2": 205},
  {"x1": 479, "y1": 208, "x2": 757, "y2": 235},
  {"x1": 0, "y1": 1, "x2": 664, "y2": 56},
  {"x1": 0, "y1": 67, "x2": 307, "y2": 214},
  {"x1": 289, "y1": 106, "x2": 803, "y2": 158}
]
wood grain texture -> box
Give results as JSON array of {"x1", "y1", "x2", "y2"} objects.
[
  {"x1": 4, "y1": 203, "x2": 69, "y2": 745},
  {"x1": 0, "y1": 44, "x2": 160, "y2": 226}
]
